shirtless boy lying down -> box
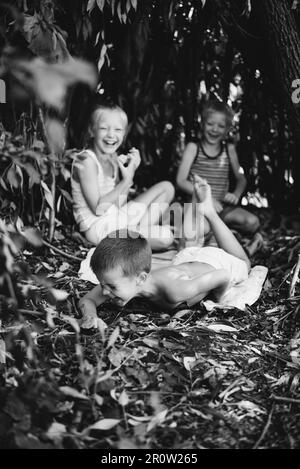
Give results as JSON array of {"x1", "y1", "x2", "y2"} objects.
[{"x1": 79, "y1": 176, "x2": 250, "y2": 329}]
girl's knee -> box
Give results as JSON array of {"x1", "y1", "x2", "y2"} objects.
[
  {"x1": 245, "y1": 214, "x2": 260, "y2": 234},
  {"x1": 144, "y1": 224, "x2": 174, "y2": 250},
  {"x1": 158, "y1": 180, "x2": 175, "y2": 201},
  {"x1": 158, "y1": 235, "x2": 174, "y2": 249}
]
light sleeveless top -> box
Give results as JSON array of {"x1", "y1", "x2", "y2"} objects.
[
  {"x1": 189, "y1": 141, "x2": 230, "y2": 202},
  {"x1": 71, "y1": 149, "x2": 118, "y2": 232}
]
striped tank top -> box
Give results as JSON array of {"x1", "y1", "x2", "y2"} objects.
[
  {"x1": 71, "y1": 149, "x2": 118, "y2": 232},
  {"x1": 189, "y1": 141, "x2": 230, "y2": 202}
]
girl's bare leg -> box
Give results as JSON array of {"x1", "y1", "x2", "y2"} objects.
[{"x1": 134, "y1": 181, "x2": 174, "y2": 226}]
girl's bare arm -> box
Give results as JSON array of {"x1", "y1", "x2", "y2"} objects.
[
  {"x1": 75, "y1": 153, "x2": 135, "y2": 216},
  {"x1": 227, "y1": 144, "x2": 247, "y2": 200},
  {"x1": 176, "y1": 142, "x2": 198, "y2": 195}
]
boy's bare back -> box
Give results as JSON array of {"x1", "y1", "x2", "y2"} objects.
[{"x1": 148, "y1": 261, "x2": 217, "y2": 308}]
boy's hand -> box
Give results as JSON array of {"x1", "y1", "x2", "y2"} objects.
[
  {"x1": 128, "y1": 147, "x2": 141, "y2": 169},
  {"x1": 80, "y1": 314, "x2": 98, "y2": 332},
  {"x1": 224, "y1": 192, "x2": 239, "y2": 205}
]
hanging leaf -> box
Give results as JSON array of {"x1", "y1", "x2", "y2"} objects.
[
  {"x1": 0, "y1": 339, "x2": 6, "y2": 364},
  {"x1": 117, "y1": 2, "x2": 122, "y2": 22},
  {"x1": 94, "y1": 394, "x2": 104, "y2": 406},
  {"x1": 7, "y1": 165, "x2": 20, "y2": 189},
  {"x1": 22, "y1": 227, "x2": 43, "y2": 247},
  {"x1": 111, "y1": 0, "x2": 116, "y2": 16},
  {"x1": 23, "y1": 163, "x2": 41, "y2": 187},
  {"x1": 87, "y1": 0, "x2": 96, "y2": 13},
  {"x1": 98, "y1": 44, "x2": 107, "y2": 72},
  {"x1": 292, "y1": 0, "x2": 300, "y2": 9},
  {"x1": 0, "y1": 176, "x2": 8, "y2": 191},
  {"x1": 10, "y1": 57, "x2": 97, "y2": 111},
  {"x1": 41, "y1": 181, "x2": 54, "y2": 210},
  {"x1": 96, "y1": 0, "x2": 105, "y2": 11}
]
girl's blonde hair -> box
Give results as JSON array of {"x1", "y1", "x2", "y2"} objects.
[
  {"x1": 201, "y1": 100, "x2": 234, "y2": 128},
  {"x1": 90, "y1": 104, "x2": 128, "y2": 131}
]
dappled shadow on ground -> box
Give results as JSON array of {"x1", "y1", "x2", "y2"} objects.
[{"x1": 1, "y1": 209, "x2": 300, "y2": 449}]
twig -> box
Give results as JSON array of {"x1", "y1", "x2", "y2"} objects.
[
  {"x1": 18, "y1": 309, "x2": 44, "y2": 317},
  {"x1": 43, "y1": 239, "x2": 83, "y2": 262},
  {"x1": 271, "y1": 394, "x2": 300, "y2": 404},
  {"x1": 4, "y1": 273, "x2": 18, "y2": 306},
  {"x1": 127, "y1": 390, "x2": 184, "y2": 395},
  {"x1": 263, "y1": 350, "x2": 296, "y2": 366},
  {"x1": 289, "y1": 254, "x2": 300, "y2": 297},
  {"x1": 273, "y1": 309, "x2": 295, "y2": 325},
  {"x1": 253, "y1": 403, "x2": 274, "y2": 449},
  {"x1": 49, "y1": 163, "x2": 56, "y2": 242}
]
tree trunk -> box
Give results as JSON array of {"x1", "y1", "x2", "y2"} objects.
[
  {"x1": 258, "y1": 0, "x2": 300, "y2": 206},
  {"x1": 258, "y1": 0, "x2": 300, "y2": 136}
]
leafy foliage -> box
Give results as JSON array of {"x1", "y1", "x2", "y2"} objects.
[
  {"x1": 2, "y1": 0, "x2": 299, "y2": 205},
  {"x1": 0, "y1": 130, "x2": 75, "y2": 229},
  {"x1": 1, "y1": 217, "x2": 300, "y2": 448},
  {"x1": 0, "y1": 0, "x2": 300, "y2": 449}
]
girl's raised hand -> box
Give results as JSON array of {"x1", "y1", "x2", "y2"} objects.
[
  {"x1": 118, "y1": 156, "x2": 136, "y2": 183},
  {"x1": 128, "y1": 147, "x2": 141, "y2": 169}
]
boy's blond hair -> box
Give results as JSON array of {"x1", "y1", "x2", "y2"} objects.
[{"x1": 201, "y1": 100, "x2": 234, "y2": 129}]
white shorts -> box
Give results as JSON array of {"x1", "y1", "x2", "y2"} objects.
[
  {"x1": 84, "y1": 201, "x2": 148, "y2": 245},
  {"x1": 83, "y1": 201, "x2": 173, "y2": 245},
  {"x1": 172, "y1": 246, "x2": 248, "y2": 287}
]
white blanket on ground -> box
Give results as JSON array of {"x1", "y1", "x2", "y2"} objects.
[
  {"x1": 203, "y1": 265, "x2": 268, "y2": 311},
  {"x1": 78, "y1": 248, "x2": 268, "y2": 311}
]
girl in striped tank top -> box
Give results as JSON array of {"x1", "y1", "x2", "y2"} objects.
[
  {"x1": 176, "y1": 100, "x2": 259, "y2": 246},
  {"x1": 71, "y1": 103, "x2": 175, "y2": 250}
]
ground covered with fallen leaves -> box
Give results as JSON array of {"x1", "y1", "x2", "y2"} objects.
[{"x1": 0, "y1": 210, "x2": 300, "y2": 449}]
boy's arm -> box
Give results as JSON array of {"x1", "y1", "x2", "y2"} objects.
[
  {"x1": 226, "y1": 144, "x2": 247, "y2": 203},
  {"x1": 176, "y1": 142, "x2": 197, "y2": 195},
  {"x1": 165, "y1": 269, "x2": 231, "y2": 305},
  {"x1": 78, "y1": 284, "x2": 107, "y2": 329}
]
